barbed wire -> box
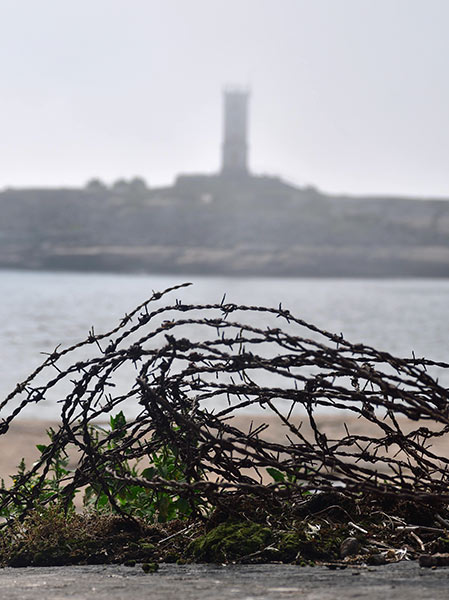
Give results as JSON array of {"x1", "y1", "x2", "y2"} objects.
[{"x1": 1, "y1": 283, "x2": 448, "y2": 519}]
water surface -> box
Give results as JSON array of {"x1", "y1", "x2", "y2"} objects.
[{"x1": 1, "y1": 270, "x2": 448, "y2": 418}]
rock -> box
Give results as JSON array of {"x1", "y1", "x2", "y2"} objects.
[
  {"x1": 419, "y1": 553, "x2": 449, "y2": 568},
  {"x1": 340, "y1": 537, "x2": 360, "y2": 559},
  {"x1": 366, "y1": 553, "x2": 388, "y2": 566}
]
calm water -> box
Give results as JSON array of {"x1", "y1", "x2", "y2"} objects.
[{"x1": 0, "y1": 270, "x2": 448, "y2": 419}]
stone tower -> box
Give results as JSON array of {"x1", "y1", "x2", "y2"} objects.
[{"x1": 221, "y1": 87, "x2": 250, "y2": 175}]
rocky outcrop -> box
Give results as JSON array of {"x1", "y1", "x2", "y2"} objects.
[{"x1": 1, "y1": 174, "x2": 448, "y2": 276}]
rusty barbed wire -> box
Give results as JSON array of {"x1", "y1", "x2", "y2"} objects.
[{"x1": 1, "y1": 283, "x2": 448, "y2": 519}]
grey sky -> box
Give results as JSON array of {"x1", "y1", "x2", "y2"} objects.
[{"x1": 1, "y1": 0, "x2": 448, "y2": 197}]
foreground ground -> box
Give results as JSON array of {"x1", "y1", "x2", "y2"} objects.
[{"x1": 1, "y1": 562, "x2": 449, "y2": 600}]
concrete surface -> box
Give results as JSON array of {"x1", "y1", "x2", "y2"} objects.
[{"x1": 1, "y1": 562, "x2": 449, "y2": 600}]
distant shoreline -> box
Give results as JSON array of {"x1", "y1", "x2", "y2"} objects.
[
  {"x1": 1, "y1": 256, "x2": 449, "y2": 279},
  {"x1": 1, "y1": 175, "x2": 449, "y2": 278}
]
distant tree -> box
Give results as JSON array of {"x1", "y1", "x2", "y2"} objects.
[
  {"x1": 304, "y1": 184, "x2": 319, "y2": 194},
  {"x1": 111, "y1": 177, "x2": 149, "y2": 199},
  {"x1": 128, "y1": 177, "x2": 149, "y2": 195},
  {"x1": 85, "y1": 178, "x2": 108, "y2": 193},
  {"x1": 111, "y1": 179, "x2": 129, "y2": 194}
]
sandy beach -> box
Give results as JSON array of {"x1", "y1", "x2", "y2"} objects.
[
  {"x1": 1, "y1": 414, "x2": 448, "y2": 488},
  {"x1": 0, "y1": 415, "x2": 356, "y2": 483}
]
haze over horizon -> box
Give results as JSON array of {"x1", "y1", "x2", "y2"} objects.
[{"x1": 1, "y1": 0, "x2": 449, "y2": 198}]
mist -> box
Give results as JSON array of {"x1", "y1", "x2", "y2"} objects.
[{"x1": 1, "y1": 0, "x2": 449, "y2": 196}]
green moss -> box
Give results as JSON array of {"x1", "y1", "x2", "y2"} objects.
[
  {"x1": 0, "y1": 509, "x2": 165, "y2": 567},
  {"x1": 188, "y1": 521, "x2": 273, "y2": 563},
  {"x1": 186, "y1": 518, "x2": 348, "y2": 565},
  {"x1": 142, "y1": 562, "x2": 159, "y2": 573},
  {"x1": 164, "y1": 552, "x2": 179, "y2": 563},
  {"x1": 277, "y1": 532, "x2": 302, "y2": 562},
  {"x1": 274, "y1": 527, "x2": 343, "y2": 563}
]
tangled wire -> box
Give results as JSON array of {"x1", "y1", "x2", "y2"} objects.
[{"x1": 1, "y1": 282, "x2": 448, "y2": 520}]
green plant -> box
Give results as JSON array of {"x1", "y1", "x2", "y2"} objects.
[
  {"x1": 266, "y1": 466, "x2": 312, "y2": 490},
  {"x1": 0, "y1": 429, "x2": 75, "y2": 520},
  {"x1": 83, "y1": 411, "x2": 206, "y2": 522},
  {"x1": 1, "y1": 412, "x2": 207, "y2": 524}
]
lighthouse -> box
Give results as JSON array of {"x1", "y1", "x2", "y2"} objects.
[{"x1": 221, "y1": 87, "x2": 250, "y2": 175}]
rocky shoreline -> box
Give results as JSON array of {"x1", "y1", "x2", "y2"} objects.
[{"x1": 2, "y1": 174, "x2": 449, "y2": 277}]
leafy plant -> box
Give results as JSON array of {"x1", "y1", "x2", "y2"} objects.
[
  {"x1": 1, "y1": 412, "x2": 207, "y2": 524},
  {"x1": 0, "y1": 429, "x2": 75, "y2": 520},
  {"x1": 266, "y1": 467, "x2": 311, "y2": 496},
  {"x1": 82, "y1": 411, "x2": 206, "y2": 522}
]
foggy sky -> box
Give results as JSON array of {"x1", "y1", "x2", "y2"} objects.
[{"x1": 1, "y1": 0, "x2": 449, "y2": 197}]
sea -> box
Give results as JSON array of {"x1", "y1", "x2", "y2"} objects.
[{"x1": 0, "y1": 269, "x2": 448, "y2": 420}]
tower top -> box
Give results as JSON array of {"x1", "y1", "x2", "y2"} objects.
[
  {"x1": 221, "y1": 88, "x2": 250, "y2": 175},
  {"x1": 223, "y1": 84, "x2": 250, "y2": 95}
]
